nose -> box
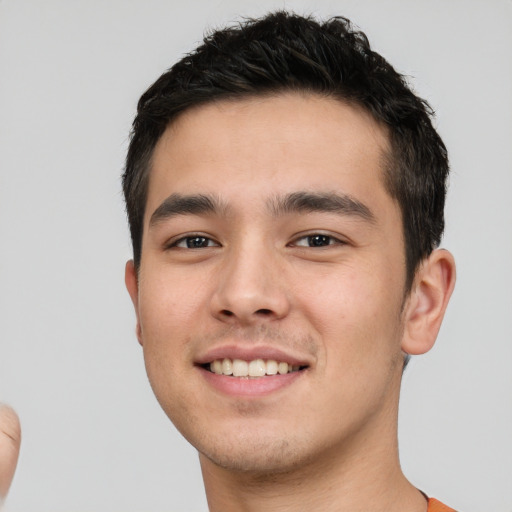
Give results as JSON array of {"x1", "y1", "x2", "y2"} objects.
[{"x1": 210, "y1": 242, "x2": 291, "y2": 325}]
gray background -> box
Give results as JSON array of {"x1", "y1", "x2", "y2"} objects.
[{"x1": 1, "y1": 0, "x2": 511, "y2": 510}]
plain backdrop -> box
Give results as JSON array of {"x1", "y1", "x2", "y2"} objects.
[{"x1": 1, "y1": 0, "x2": 511, "y2": 510}]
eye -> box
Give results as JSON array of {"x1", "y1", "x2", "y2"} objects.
[
  {"x1": 172, "y1": 235, "x2": 219, "y2": 249},
  {"x1": 293, "y1": 234, "x2": 343, "y2": 248}
]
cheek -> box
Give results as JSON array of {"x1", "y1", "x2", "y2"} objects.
[
  {"x1": 294, "y1": 265, "x2": 404, "y2": 423},
  {"x1": 136, "y1": 270, "x2": 208, "y2": 389},
  {"x1": 138, "y1": 268, "x2": 208, "y2": 339},
  {"x1": 295, "y1": 262, "x2": 404, "y2": 364}
]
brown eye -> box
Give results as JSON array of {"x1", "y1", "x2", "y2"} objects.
[
  {"x1": 186, "y1": 236, "x2": 210, "y2": 248},
  {"x1": 294, "y1": 234, "x2": 339, "y2": 247},
  {"x1": 173, "y1": 236, "x2": 218, "y2": 249},
  {"x1": 307, "y1": 235, "x2": 331, "y2": 247}
]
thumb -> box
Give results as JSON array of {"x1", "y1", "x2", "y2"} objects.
[{"x1": 0, "y1": 405, "x2": 21, "y2": 501}]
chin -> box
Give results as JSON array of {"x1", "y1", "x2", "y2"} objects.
[
  {"x1": 196, "y1": 429, "x2": 307, "y2": 475},
  {"x1": 202, "y1": 444, "x2": 300, "y2": 475}
]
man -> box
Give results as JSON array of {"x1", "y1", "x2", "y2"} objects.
[
  {"x1": 122, "y1": 11, "x2": 456, "y2": 512},
  {"x1": 0, "y1": 11, "x2": 457, "y2": 511}
]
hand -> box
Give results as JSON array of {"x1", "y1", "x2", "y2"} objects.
[{"x1": 0, "y1": 405, "x2": 20, "y2": 501}]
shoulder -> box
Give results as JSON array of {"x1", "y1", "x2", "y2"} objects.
[{"x1": 427, "y1": 497, "x2": 458, "y2": 512}]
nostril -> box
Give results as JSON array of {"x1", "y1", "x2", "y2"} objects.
[
  {"x1": 256, "y1": 308, "x2": 273, "y2": 315},
  {"x1": 221, "y1": 310, "x2": 234, "y2": 316}
]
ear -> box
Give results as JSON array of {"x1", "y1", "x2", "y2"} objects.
[
  {"x1": 125, "y1": 260, "x2": 144, "y2": 346},
  {"x1": 401, "y1": 249, "x2": 456, "y2": 355}
]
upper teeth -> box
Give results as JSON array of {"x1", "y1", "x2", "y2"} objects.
[{"x1": 209, "y1": 358, "x2": 301, "y2": 377}]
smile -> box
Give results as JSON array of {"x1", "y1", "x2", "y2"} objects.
[{"x1": 207, "y1": 358, "x2": 306, "y2": 377}]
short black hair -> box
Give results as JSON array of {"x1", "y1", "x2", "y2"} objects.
[{"x1": 123, "y1": 11, "x2": 449, "y2": 290}]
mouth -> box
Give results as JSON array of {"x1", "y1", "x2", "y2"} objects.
[{"x1": 204, "y1": 358, "x2": 308, "y2": 378}]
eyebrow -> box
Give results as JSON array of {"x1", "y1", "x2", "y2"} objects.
[
  {"x1": 268, "y1": 191, "x2": 375, "y2": 222},
  {"x1": 149, "y1": 193, "x2": 226, "y2": 226},
  {"x1": 149, "y1": 190, "x2": 376, "y2": 227}
]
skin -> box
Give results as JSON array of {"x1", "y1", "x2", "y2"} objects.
[
  {"x1": 0, "y1": 405, "x2": 21, "y2": 501},
  {"x1": 126, "y1": 92, "x2": 456, "y2": 511}
]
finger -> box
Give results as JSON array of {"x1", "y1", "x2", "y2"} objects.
[{"x1": 0, "y1": 405, "x2": 21, "y2": 500}]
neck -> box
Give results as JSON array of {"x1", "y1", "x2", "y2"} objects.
[{"x1": 200, "y1": 419, "x2": 427, "y2": 512}]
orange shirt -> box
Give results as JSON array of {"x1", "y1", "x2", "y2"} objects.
[{"x1": 428, "y1": 497, "x2": 457, "y2": 512}]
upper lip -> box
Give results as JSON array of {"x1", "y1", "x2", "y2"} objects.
[{"x1": 195, "y1": 344, "x2": 313, "y2": 367}]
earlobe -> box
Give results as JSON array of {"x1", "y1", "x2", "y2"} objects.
[
  {"x1": 125, "y1": 260, "x2": 143, "y2": 346},
  {"x1": 401, "y1": 249, "x2": 456, "y2": 355}
]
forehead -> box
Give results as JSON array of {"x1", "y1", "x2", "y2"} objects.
[{"x1": 147, "y1": 93, "x2": 393, "y2": 220}]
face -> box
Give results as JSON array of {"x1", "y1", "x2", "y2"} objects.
[{"x1": 126, "y1": 93, "x2": 409, "y2": 474}]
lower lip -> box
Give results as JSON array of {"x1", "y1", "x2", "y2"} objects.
[{"x1": 198, "y1": 367, "x2": 305, "y2": 397}]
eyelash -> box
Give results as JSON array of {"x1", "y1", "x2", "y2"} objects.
[
  {"x1": 167, "y1": 233, "x2": 345, "y2": 249},
  {"x1": 168, "y1": 234, "x2": 220, "y2": 249},
  {"x1": 291, "y1": 233, "x2": 345, "y2": 248}
]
